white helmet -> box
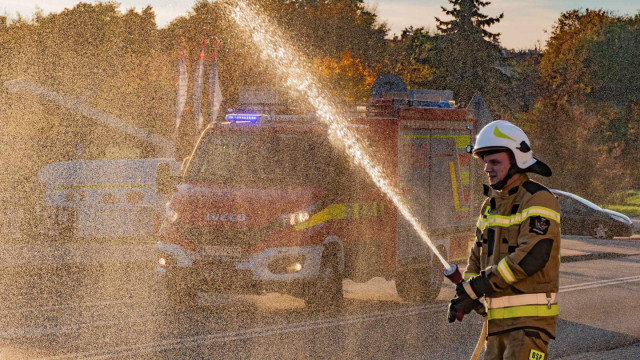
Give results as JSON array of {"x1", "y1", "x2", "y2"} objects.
[{"x1": 472, "y1": 120, "x2": 551, "y2": 177}]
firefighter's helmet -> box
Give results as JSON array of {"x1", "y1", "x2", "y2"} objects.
[{"x1": 472, "y1": 120, "x2": 551, "y2": 177}]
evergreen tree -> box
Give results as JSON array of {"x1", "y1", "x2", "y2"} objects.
[
  {"x1": 384, "y1": 27, "x2": 436, "y2": 89},
  {"x1": 431, "y1": 0, "x2": 506, "y2": 112}
]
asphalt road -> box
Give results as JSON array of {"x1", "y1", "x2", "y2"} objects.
[{"x1": 0, "y1": 236, "x2": 638, "y2": 359}]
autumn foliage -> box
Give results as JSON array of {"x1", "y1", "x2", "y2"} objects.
[{"x1": 0, "y1": 2, "x2": 638, "y2": 206}]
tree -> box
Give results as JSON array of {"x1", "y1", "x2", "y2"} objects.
[
  {"x1": 538, "y1": 9, "x2": 614, "y2": 104},
  {"x1": 168, "y1": 0, "x2": 388, "y2": 108},
  {"x1": 0, "y1": 3, "x2": 174, "y2": 165},
  {"x1": 312, "y1": 51, "x2": 376, "y2": 103},
  {"x1": 431, "y1": 0, "x2": 506, "y2": 111},
  {"x1": 384, "y1": 27, "x2": 436, "y2": 89},
  {"x1": 583, "y1": 20, "x2": 640, "y2": 104},
  {"x1": 524, "y1": 9, "x2": 640, "y2": 199},
  {"x1": 502, "y1": 50, "x2": 541, "y2": 115}
]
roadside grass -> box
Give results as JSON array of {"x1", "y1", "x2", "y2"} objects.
[
  {"x1": 603, "y1": 190, "x2": 640, "y2": 217},
  {"x1": 603, "y1": 205, "x2": 640, "y2": 217}
]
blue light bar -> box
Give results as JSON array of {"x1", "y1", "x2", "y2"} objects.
[{"x1": 226, "y1": 114, "x2": 261, "y2": 123}]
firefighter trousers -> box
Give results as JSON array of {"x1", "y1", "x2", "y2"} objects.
[{"x1": 484, "y1": 329, "x2": 550, "y2": 360}]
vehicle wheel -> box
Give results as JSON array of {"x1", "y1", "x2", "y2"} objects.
[
  {"x1": 395, "y1": 250, "x2": 444, "y2": 303},
  {"x1": 304, "y1": 249, "x2": 343, "y2": 310},
  {"x1": 593, "y1": 224, "x2": 612, "y2": 239},
  {"x1": 165, "y1": 268, "x2": 198, "y2": 310}
]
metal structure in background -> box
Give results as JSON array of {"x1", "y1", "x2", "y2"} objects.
[{"x1": 4, "y1": 78, "x2": 175, "y2": 157}]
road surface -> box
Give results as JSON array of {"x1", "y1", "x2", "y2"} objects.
[{"x1": 0, "y1": 235, "x2": 638, "y2": 359}]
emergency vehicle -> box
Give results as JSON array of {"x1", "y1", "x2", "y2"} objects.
[
  {"x1": 155, "y1": 100, "x2": 476, "y2": 308},
  {"x1": 39, "y1": 158, "x2": 180, "y2": 239}
]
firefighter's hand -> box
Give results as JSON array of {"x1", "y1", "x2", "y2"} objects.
[
  {"x1": 448, "y1": 292, "x2": 475, "y2": 322},
  {"x1": 469, "y1": 271, "x2": 495, "y2": 298},
  {"x1": 448, "y1": 282, "x2": 486, "y2": 322},
  {"x1": 448, "y1": 295, "x2": 486, "y2": 322},
  {"x1": 472, "y1": 299, "x2": 487, "y2": 317}
]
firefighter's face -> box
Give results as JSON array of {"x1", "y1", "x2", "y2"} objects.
[{"x1": 483, "y1": 152, "x2": 511, "y2": 185}]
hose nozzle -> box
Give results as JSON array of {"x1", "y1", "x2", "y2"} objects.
[{"x1": 444, "y1": 263, "x2": 463, "y2": 285}]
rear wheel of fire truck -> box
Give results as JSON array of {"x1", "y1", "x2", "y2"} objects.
[
  {"x1": 304, "y1": 248, "x2": 344, "y2": 310},
  {"x1": 165, "y1": 268, "x2": 198, "y2": 310},
  {"x1": 395, "y1": 246, "x2": 446, "y2": 303}
]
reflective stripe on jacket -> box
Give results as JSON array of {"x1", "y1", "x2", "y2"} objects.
[
  {"x1": 486, "y1": 293, "x2": 558, "y2": 320},
  {"x1": 464, "y1": 175, "x2": 562, "y2": 339}
]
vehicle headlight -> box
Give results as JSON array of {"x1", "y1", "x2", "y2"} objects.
[
  {"x1": 281, "y1": 210, "x2": 310, "y2": 226},
  {"x1": 165, "y1": 203, "x2": 179, "y2": 223}
]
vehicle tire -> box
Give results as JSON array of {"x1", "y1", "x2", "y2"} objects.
[
  {"x1": 304, "y1": 249, "x2": 343, "y2": 310},
  {"x1": 395, "y1": 248, "x2": 445, "y2": 303},
  {"x1": 593, "y1": 224, "x2": 612, "y2": 239},
  {"x1": 165, "y1": 268, "x2": 198, "y2": 310}
]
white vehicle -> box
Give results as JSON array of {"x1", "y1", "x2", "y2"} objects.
[
  {"x1": 551, "y1": 189, "x2": 633, "y2": 239},
  {"x1": 38, "y1": 158, "x2": 180, "y2": 239}
]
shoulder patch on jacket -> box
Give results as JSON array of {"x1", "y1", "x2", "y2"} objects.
[
  {"x1": 530, "y1": 216, "x2": 551, "y2": 235},
  {"x1": 523, "y1": 181, "x2": 550, "y2": 195}
]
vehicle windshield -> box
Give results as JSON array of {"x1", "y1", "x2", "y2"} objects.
[
  {"x1": 186, "y1": 130, "x2": 340, "y2": 187},
  {"x1": 555, "y1": 191, "x2": 602, "y2": 211}
]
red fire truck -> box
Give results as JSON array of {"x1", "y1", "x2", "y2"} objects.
[{"x1": 155, "y1": 100, "x2": 476, "y2": 309}]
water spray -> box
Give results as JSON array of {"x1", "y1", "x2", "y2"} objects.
[{"x1": 225, "y1": 0, "x2": 453, "y2": 273}]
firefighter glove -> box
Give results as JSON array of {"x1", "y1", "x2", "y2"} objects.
[
  {"x1": 448, "y1": 291, "x2": 485, "y2": 322},
  {"x1": 469, "y1": 271, "x2": 495, "y2": 298}
]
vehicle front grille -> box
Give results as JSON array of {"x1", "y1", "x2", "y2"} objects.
[{"x1": 180, "y1": 224, "x2": 275, "y2": 246}]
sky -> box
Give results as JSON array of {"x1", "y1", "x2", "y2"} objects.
[{"x1": 1, "y1": 0, "x2": 639, "y2": 50}]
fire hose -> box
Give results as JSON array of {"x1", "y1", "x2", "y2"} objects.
[{"x1": 444, "y1": 263, "x2": 488, "y2": 360}]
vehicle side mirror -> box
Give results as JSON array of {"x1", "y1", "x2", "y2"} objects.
[{"x1": 156, "y1": 162, "x2": 175, "y2": 196}]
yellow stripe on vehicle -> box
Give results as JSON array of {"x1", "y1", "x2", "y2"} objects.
[
  {"x1": 403, "y1": 134, "x2": 470, "y2": 149},
  {"x1": 434, "y1": 134, "x2": 470, "y2": 149},
  {"x1": 487, "y1": 304, "x2": 558, "y2": 320},
  {"x1": 498, "y1": 258, "x2": 517, "y2": 284},
  {"x1": 295, "y1": 202, "x2": 385, "y2": 231},
  {"x1": 461, "y1": 171, "x2": 469, "y2": 185},
  {"x1": 404, "y1": 134, "x2": 430, "y2": 138},
  {"x1": 449, "y1": 162, "x2": 461, "y2": 211},
  {"x1": 295, "y1": 203, "x2": 347, "y2": 231},
  {"x1": 53, "y1": 183, "x2": 150, "y2": 190}
]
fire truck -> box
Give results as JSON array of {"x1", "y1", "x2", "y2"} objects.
[{"x1": 155, "y1": 99, "x2": 477, "y2": 309}]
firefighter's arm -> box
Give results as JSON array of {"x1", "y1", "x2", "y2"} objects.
[
  {"x1": 463, "y1": 203, "x2": 488, "y2": 281},
  {"x1": 471, "y1": 191, "x2": 560, "y2": 296}
]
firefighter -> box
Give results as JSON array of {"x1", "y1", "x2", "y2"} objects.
[{"x1": 448, "y1": 120, "x2": 561, "y2": 360}]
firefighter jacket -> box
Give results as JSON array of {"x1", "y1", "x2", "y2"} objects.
[{"x1": 464, "y1": 174, "x2": 561, "y2": 340}]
